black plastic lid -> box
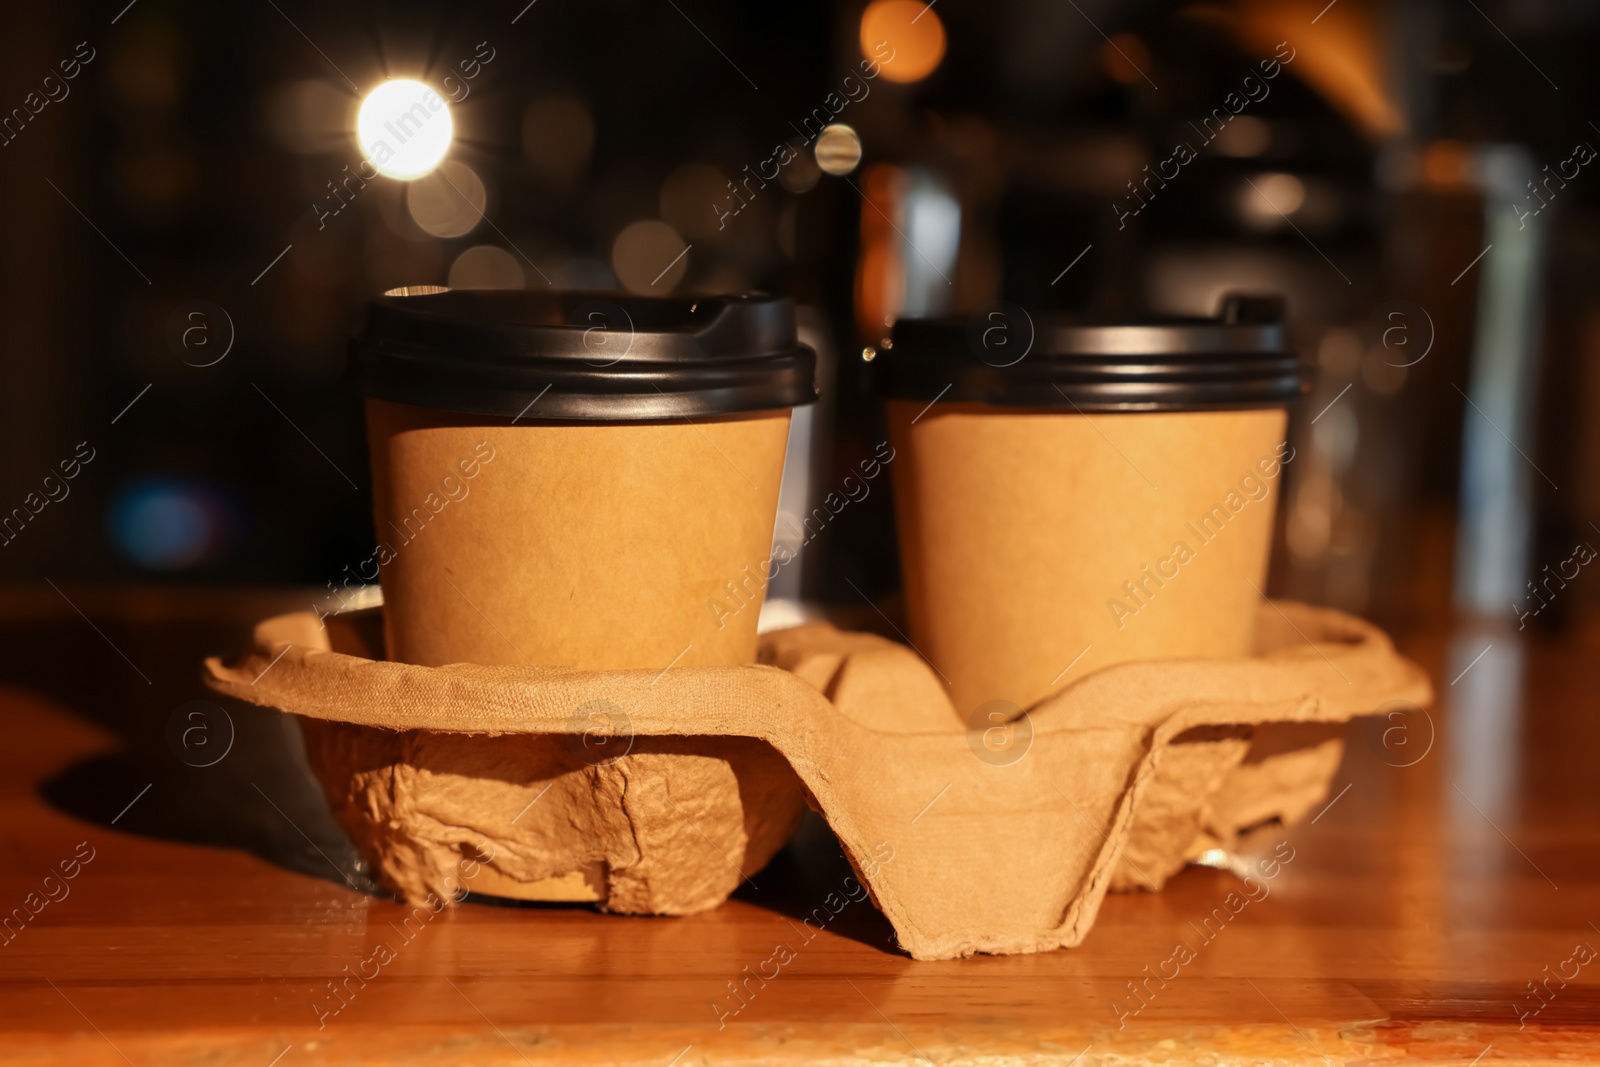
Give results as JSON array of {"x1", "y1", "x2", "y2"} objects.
[
  {"x1": 880, "y1": 294, "x2": 1311, "y2": 412},
  {"x1": 350, "y1": 289, "x2": 818, "y2": 420}
]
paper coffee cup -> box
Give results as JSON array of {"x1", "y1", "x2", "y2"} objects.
[
  {"x1": 881, "y1": 295, "x2": 1309, "y2": 718},
  {"x1": 351, "y1": 290, "x2": 814, "y2": 668},
  {"x1": 332, "y1": 289, "x2": 815, "y2": 901}
]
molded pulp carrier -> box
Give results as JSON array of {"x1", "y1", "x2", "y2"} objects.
[{"x1": 205, "y1": 600, "x2": 1429, "y2": 961}]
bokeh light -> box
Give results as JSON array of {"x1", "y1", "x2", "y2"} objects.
[
  {"x1": 778, "y1": 149, "x2": 821, "y2": 194},
  {"x1": 1213, "y1": 115, "x2": 1271, "y2": 157},
  {"x1": 860, "y1": 0, "x2": 946, "y2": 84},
  {"x1": 356, "y1": 79, "x2": 452, "y2": 180},
  {"x1": 816, "y1": 124, "x2": 863, "y2": 176},
  {"x1": 611, "y1": 220, "x2": 687, "y2": 292},
  {"x1": 1239, "y1": 173, "x2": 1306, "y2": 229},
  {"x1": 108, "y1": 478, "x2": 235, "y2": 571},
  {"x1": 449, "y1": 245, "x2": 523, "y2": 288},
  {"x1": 405, "y1": 160, "x2": 486, "y2": 237}
]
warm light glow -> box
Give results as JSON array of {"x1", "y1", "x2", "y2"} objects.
[
  {"x1": 406, "y1": 160, "x2": 485, "y2": 237},
  {"x1": 860, "y1": 0, "x2": 946, "y2": 84},
  {"x1": 854, "y1": 164, "x2": 907, "y2": 338},
  {"x1": 1240, "y1": 172, "x2": 1306, "y2": 229},
  {"x1": 612, "y1": 220, "x2": 688, "y2": 292},
  {"x1": 1237, "y1": 0, "x2": 1405, "y2": 138},
  {"x1": 357, "y1": 79, "x2": 453, "y2": 180},
  {"x1": 815, "y1": 124, "x2": 863, "y2": 176}
]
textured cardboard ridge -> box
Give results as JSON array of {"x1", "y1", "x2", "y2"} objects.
[{"x1": 204, "y1": 600, "x2": 1431, "y2": 960}]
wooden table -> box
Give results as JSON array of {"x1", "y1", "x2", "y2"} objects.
[{"x1": 1, "y1": 588, "x2": 1597, "y2": 1064}]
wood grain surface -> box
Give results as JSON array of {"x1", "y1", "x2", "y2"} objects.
[{"x1": 0, "y1": 588, "x2": 1596, "y2": 1065}]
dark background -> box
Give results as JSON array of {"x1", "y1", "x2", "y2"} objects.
[{"x1": 3, "y1": 0, "x2": 1598, "y2": 636}]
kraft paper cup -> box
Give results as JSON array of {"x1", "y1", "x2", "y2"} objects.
[
  {"x1": 365, "y1": 399, "x2": 792, "y2": 670},
  {"x1": 307, "y1": 290, "x2": 816, "y2": 907},
  {"x1": 881, "y1": 295, "x2": 1310, "y2": 719}
]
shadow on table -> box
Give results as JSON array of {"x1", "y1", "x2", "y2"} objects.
[
  {"x1": 2, "y1": 605, "x2": 378, "y2": 895},
  {"x1": 733, "y1": 810, "x2": 904, "y2": 954}
]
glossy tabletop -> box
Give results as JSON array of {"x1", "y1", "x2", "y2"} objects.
[{"x1": 0, "y1": 588, "x2": 1596, "y2": 1065}]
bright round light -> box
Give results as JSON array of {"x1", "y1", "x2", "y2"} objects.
[
  {"x1": 357, "y1": 79, "x2": 452, "y2": 181},
  {"x1": 815, "y1": 124, "x2": 863, "y2": 176},
  {"x1": 1239, "y1": 172, "x2": 1306, "y2": 230},
  {"x1": 860, "y1": 0, "x2": 946, "y2": 84}
]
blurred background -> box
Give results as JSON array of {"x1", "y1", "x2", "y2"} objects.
[{"x1": 3, "y1": 0, "x2": 1598, "y2": 642}]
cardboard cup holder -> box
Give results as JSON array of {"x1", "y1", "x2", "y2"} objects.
[{"x1": 205, "y1": 599, "x2": 1429, "y2": 960}]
